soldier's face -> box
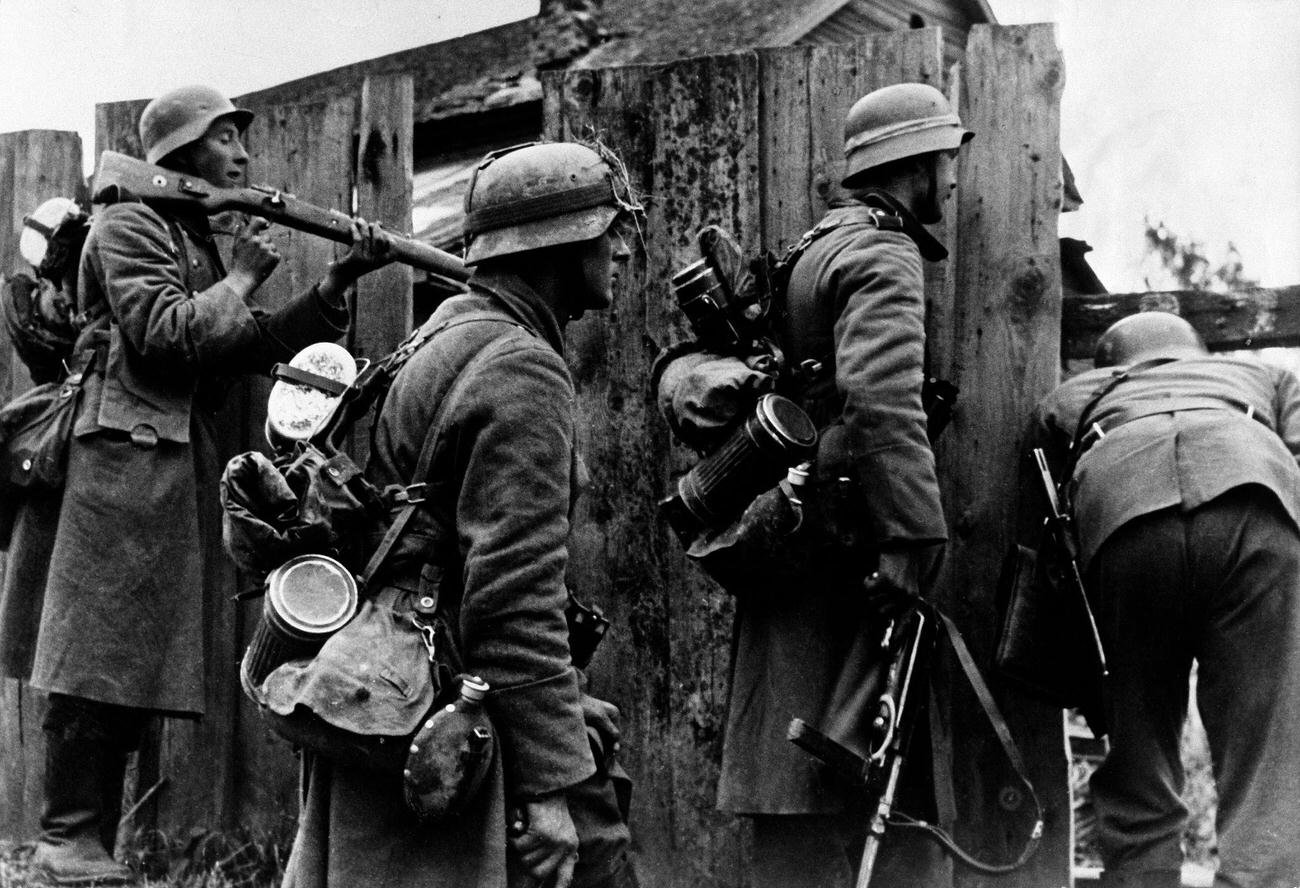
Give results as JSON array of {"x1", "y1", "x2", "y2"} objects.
[
  {"x1": 183, "y1": 118, "x2": 250, "y2": 188},
  {"x1": 917, "y1": 149, "x2": 959, "y2": 225},
  {"x1": 577, "y1": 222, "x2": 631, "y2": 310}
]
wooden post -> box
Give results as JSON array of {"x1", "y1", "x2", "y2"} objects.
[
  {"x1": 350, "y1": 74, "x2": 415, "y2": 466},
  {"x1": 934, "y1": 24, "x2": 1071, "y2": 887},
  {"x1": 547, "y1": 51, "x2": 763, "y2": 886},
  {"x1": 0, "y1": 129, "x2": 86, "y2": 842}
]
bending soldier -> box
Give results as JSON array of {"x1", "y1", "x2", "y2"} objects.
[
  {"x1": 1035, "y1": 311, "x2": 1300, "y2": 887},
  {"x1": 279, "y1": 141, "x2": 641, "y2": 888},
  {"x1": 657, "y1": 82, "x2": 971, "y2": 886},
  {"x1": 0, "y1": 84, "x2": 393, "y2": 887}
]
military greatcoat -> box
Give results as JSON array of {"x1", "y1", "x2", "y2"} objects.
[
  {"x1": 716, "y1": 192, "x2": 949, "y2": 816},
  {"x1": 0, "y1": 198, "x2": 348, "y2": 715},
  {"x1": 282, "y1": 272, "x2": 631, "y2": 888}
]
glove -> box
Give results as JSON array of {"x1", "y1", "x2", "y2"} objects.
[
  {"x1": 862, "y1": 546, "x2": 942, "y2": 622},
  {"x1": 656, "y1": 350, "x2": 776, "y2": 451}
]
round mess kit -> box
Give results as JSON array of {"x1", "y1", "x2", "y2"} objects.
[{"x1": 242, "y1": 553, "x2": 359, "y2": 687}]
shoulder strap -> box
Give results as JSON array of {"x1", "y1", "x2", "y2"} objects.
[
  {"x1": 359, "y1": 314, "x2": 534, "y2": 590},
  {"x1": 1060, "y1": 357, "x2": 1179, "y2": 485}
]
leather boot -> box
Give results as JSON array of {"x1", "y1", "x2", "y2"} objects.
[{"x1": 30, "y1": 723, "x2": 137, "y2": 887}]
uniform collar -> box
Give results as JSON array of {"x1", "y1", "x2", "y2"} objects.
[
  {"x1": 834, "y1": 189, "x2": 949, "y2": 262},
  {"x1": 466, "y1": 268, "x2": 566, "y2": 355}
]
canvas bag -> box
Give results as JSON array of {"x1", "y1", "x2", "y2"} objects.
[{"x1": 231, "y1": 314, "x2": 528, "y2": 781}]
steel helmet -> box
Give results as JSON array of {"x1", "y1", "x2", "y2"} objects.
[
  {"x1": 1094, "y1": 311, "x2": 1207, "y2": 367},
  {"x1": 139, "y1": 84, "x2": 254, "y2": 165},
  {"x1": 842, "y1": 82, "x2": 973, "y2": 188},
  {"x1": 461, "y1": 141, "x2": 642, "y2": 265}
]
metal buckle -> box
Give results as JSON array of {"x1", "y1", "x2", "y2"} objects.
[{"x1": 409, "y1": 614, "x2": 438, "y2": 664}]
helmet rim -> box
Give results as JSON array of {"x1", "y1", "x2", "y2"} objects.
[
  {"x1": 841, "y1": 124, "x2": 973, "y2": 188},
  {"x1": 140, "y1": 85, "x2": 254, "y2": 165},
  {"x1": 464, "y1": 205, "x2": 619, "y2": 265}
]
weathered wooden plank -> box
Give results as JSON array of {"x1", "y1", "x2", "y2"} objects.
[
  {"x1": 228, "y1": 91, "x2": 359, "y2": 832},
  {"x1": 0, "y1": 129, "x2": 86, "y2": 843},
  {"x1": 1063, "y1": 285, "x2": 1300, "y2": 359},
  {"x1": 940, "y1": 24, "x2": 1071, "y2": 887},
  {"x1": 94, "y1": 100, "x2": 149, "y2": 168},
  {"x1": 546, "y1": 50, "x2": 762, "y2": 888},
  {"x1": 757, "y1": 44, "x2": 814, "y2": 252},
  {"x1": 350, "y1": 74, "x2": 415, "y2": 467}
]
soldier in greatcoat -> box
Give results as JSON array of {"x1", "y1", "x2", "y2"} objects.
[
  {"x1": 1035, "y1": 311, "x2": 1300, "y2": 888},
  {"x1": 0, "y1": 84, "x2": 392, "y2": 886},
  {"x1": 279, "y1": 141, "x2": 641, "y2": 888},
  {"x1": 654, "y1": 82, "x2": 971, "y2": 886}
]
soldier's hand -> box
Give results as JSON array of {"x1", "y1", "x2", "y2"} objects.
[
  {"x1": 330, "y1": 217, "x2": 395, "y2": 283},
  {"x1": 229, "y1": 216, "x2": 281, "y2": 290},
  {"x1": 509, "y1": 794, "x2": 579, "y2": 888},
  {"x1": 581, "y1": 693, "x2": 622, "y2": 758},
  {"x1": 862, "y1": 549, "x2": 923, "y2": 622}
]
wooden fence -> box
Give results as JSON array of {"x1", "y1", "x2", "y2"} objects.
[
  {"x1": 3, "y1": 21, "x2": 1299, "y2": 888},
  {"x1": 0, "y1": 128, "x2": 88, "y2": 842},
  {"x1": 545, "y1": 24, "x2": 1071, "y2": 888}
]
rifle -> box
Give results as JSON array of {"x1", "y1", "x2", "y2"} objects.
[
  {"x1": 784, "y1": 403, "x2": 1043, "y2": 884},
  {"x1": 788, "y1": 605, "x2": 1043, "y2": 885},
  {"x1": 788, "y1": 610, "x2": 931, "y2": 886},
  {"x1": 91, "y1": 151, "x2": 470, "y2": 283},
  {"x1": 1031, "y1": 446, "x2": 1110, "y2": 728}
]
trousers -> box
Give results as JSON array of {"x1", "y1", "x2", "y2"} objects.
[{"x1": 1085, "y1": 486, "x2": 1300, "y2": 888}]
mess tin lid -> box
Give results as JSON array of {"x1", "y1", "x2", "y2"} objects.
[{"x1": 265, "y1": 554, "x2": 358, "y2": 637}]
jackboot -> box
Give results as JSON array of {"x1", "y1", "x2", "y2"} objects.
[{"x1": 29, "y1": 725, "x2": 137, "y2": 887}]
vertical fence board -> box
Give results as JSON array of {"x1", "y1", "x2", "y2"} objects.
[
  {"x1": 0, "y1": 129, "x2": 86, "y2": 841},
  {"x1": 547, "y1": 50, "x2": 763, "y2": 887},
  {"x1": 350, "y1": 74, "x2": 415, "y2": 467},
  {"x1": 229, "y1": 91, "x2": 359, "y2": 832},
  {"x1": 940, "y1": 24, "x2": 1071, "y2": 888}
]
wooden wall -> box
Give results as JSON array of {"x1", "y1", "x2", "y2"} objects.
[
  {"x1": 546, "y1": 24, "x2": 1070, "y2": 888},
  {"x1": 0, "y1": 129, "x2": 88, "y2": 840}
]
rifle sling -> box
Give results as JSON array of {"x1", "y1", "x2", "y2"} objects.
[{"x1": 892, "y1": 603, "x2": 1044, "y2": 875}]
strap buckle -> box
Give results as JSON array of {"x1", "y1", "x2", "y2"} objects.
[{"x1": 384, "y1": 482, "x2": 427, "y2": 506}]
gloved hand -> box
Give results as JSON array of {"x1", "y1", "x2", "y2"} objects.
[
  {"x1": 862, "y1": 546, "x2": 941, "y2": 622},
  {"x1": 655, "y1": 349, "x2": 776, "y2": 451}
]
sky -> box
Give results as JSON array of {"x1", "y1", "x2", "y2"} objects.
[
  {"x1": 0, "y1": 0, "x2": 1296, "y2": 293},
  {"x1": 994, "y1": 0, "x2": 1300, "y2": 292}
]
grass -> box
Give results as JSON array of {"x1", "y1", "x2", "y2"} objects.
[{"x1": 0, "y1": 820, "x2": 294, "y2": 888}]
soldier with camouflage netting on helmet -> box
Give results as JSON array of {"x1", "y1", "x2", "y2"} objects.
[
  {"x1": 278, "y1": 140, "x2": 642, "y2": 888},
  {"x1": 653, "y1": 82, "x2": 972, "y2": 886},
  {"x1": 0, "y1": 84, "x2": 396, "y2": 887}
]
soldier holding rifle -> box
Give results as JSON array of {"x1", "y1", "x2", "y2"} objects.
[
  {"x1": 1034, "y1": 311, "x2": 1300, "y2": 888},
  {"x1": 0, "y1": 84, "x2": 394, "y2": 886}
]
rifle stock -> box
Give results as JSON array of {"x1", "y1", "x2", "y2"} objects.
[{"x1": 92, "y1": 151, "x2": 469, "y2": 283}]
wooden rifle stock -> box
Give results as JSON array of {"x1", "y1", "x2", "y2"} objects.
[{"x1": 92, "y1": 151, "x2": 469, "y2": 283}]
